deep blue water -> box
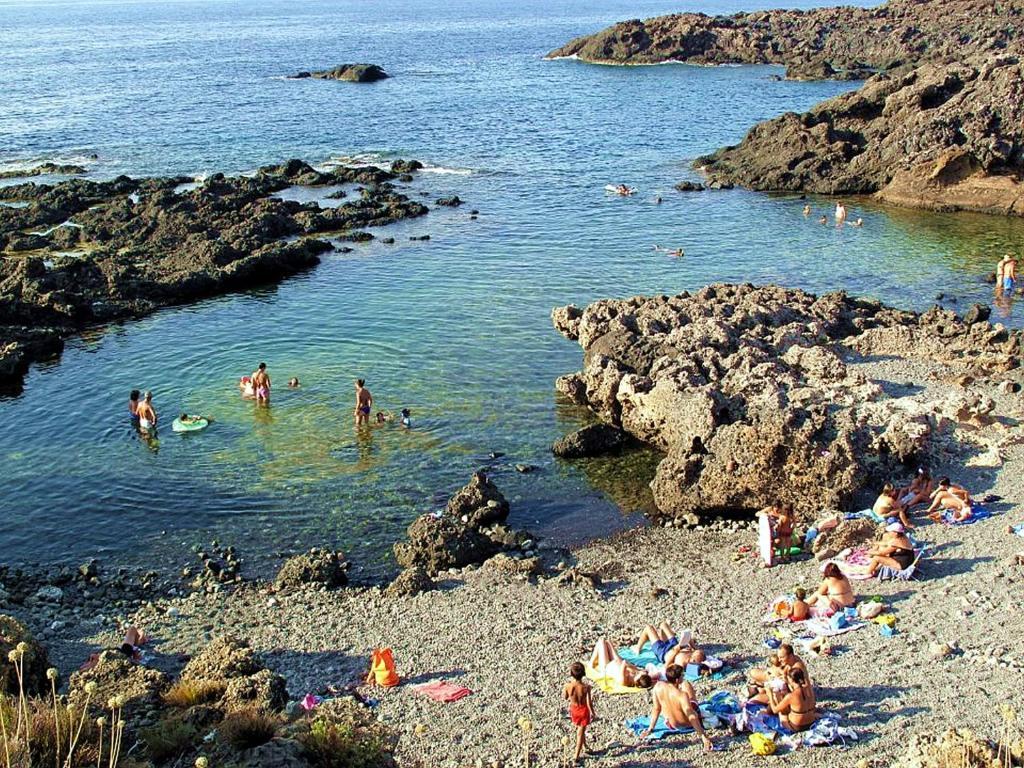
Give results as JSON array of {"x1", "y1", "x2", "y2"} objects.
[{"x1": 2, "y1": 0, "x2": 1022, "y2": 578}]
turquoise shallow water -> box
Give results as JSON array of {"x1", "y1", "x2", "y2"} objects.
[{"x1": 2, "y1": 0, "x2": 1023, "y2": 577}]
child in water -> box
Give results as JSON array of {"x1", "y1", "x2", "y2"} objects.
[{"x1": 400, "y1": 408, "x2": 411, "y2": 428}]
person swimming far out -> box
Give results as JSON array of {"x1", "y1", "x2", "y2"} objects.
[
  {"x1": 818, "y1": 215, "x2": 828, "y2": 225},
  {"x1": 653, "y1": 245, "x2": 684, "y2": 257},
  {"x1": 802, "y1": 204, "x2": 811, "y2": 216},
  {"x1": 400, "y1": 407, "x2": 411, "y2": 428},
  {"x1": 850, "y1": 217, "x2": 863, "y2": 227},
  {"x1": 287, "y1": 377, "x2": 300, "y2": 388}
]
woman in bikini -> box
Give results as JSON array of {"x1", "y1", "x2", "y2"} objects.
[
  {"x1": 766, "y1": 667, "x2": 817, "y2": 732},
  {"x1": 804, "y1": 562, "x2": 855, "y2": 616},
  {"x1": 874, "y1": 482, "x2": 913, "y2": 529},
  {"x1": 868, "y1": 523, "x2": 916, "y2": 575},
  {"x1": 926, "y1": 477, "x2": 974, "y2": 522},
  {"x1": 588, "y1": 638, "x2": 654, "y2": 689},
  {"x1": 633, "y1": 621, "x2": 706, "y2": 667},
  {"x1": 898, "y1": 467, "x2": 933, "y2": 510}
]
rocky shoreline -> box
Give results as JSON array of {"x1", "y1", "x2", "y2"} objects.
[
  {"x1": 548, "y1": 0, "x2": 1024, "y2": 216},
  {"x1": 0, "y1": 158, "x2": 431, "y2": 391}
]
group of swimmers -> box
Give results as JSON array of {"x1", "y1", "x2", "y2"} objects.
[{"x1": 803, "y1": 201, "x2": 863, "y2": 227}]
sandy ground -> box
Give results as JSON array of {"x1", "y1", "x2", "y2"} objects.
[{"x1": 37, "y1": 358, "x2": 1024, "y2": 767}]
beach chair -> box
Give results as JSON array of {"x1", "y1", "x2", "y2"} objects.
[{"x1": 876, "y1": 548, "x2": 927, "y2": 582}]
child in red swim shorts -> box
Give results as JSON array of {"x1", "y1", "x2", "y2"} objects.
[{"x1": 563, "y1": 661, "x2": 594, "y2": 764}]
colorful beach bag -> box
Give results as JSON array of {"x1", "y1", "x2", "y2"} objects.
[{"x1": 366, "y1": 648, "x2": 400, "y2": 688}]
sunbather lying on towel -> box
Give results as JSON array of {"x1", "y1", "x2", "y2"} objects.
[
  {"x1": 874, "y1": 483, "x2": 913, "y2": 529},
  {"x1": 926, "y1": 477, "x2": 973, "y2": 522},
  {"x1": 805, "y1": 563, "x2": 855, "y2": 616},
  {"x1": 898, "y1": 467, "x2": 933, "y2": 510},
  {"x1": 765, "y1": 667, "x2": 818, "y2": 732},
  {"x1": 868, "y1": 523, "x2": 916, "y2": 576},
  {"x1": 590, "y1": 638, "x2": 655, "y2": 689},
  {"x1": 634, "y1": 622, "x2": 705, "y2": 666},
  {"x1": 748, "y1": 643, "x2": 810, "y2": 703},
  {"x1": 636, "y1": 664, "x2": 714, "y2": 751}
]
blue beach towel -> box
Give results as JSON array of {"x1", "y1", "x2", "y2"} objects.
[
  {"x1": 625, "y1": 693, "x2": 735, "y2": 740},
  {"x1": 618, "y1": 643, "x2": 659, "y2": 667},
  {"x1": 943, "y1": 503, "x2": 993, "y2": 526}
]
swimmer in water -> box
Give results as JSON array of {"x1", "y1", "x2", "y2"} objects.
[
  {"x1": 400, "y1": 408, "x2": 411, "y2": 428},
  {"x1": 287, "y1": 377, "x2": 300, "y2": 388},
  {"x1": 850, "y1": 218, "x2": 863, "y2": 227},
  {"x1": 803, "y1": 204, "x2": 811, "y2": 217},
  {"x1": 653, "y1": 245, "x2": 684, "y2": 257},
  {"x1": 818, "y1": 215, "x2": 828, "y2": 225}
]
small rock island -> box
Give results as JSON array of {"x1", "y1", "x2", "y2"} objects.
[{"x1": 292, "y1": 64, "x2": 390, "y2": 83}]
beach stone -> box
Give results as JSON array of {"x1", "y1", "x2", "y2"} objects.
[
  {"x1": 485, "y1": 554, "x2": 542, "y2": 578},
  {"x1": 34, "y1": 585, "x2": 63, "y2": 602},
  {"x1": 813, "y1": 518, "x2": 882, "y2": 561},
  {"x1": 674, "y1": 181, "x2": 705, "y2": 192},
  {"x1": 893, "y1": 729, "x2": 1000, "y2": 768},
  {"x1": 552, "y1": 423, "x2": 627, "y2": 458},
  {"x1": 394, "y1": 515, "x2": 498, "y2": 576},
  {"x1": 181, "y1": 636, "x2": 261, "y2": 683},
  {"x1": 385, "y1": 566, "x2": 434, "y2": 598},
  {"x1": 223, "y1": 668, "x2": 289, "y2": 713},
  {"x1": 391, "y1": 159, "x2": 423, "y2": 174},
  {"x1": 274, "y1": 548, "x2": 348, "y2": 590},
  {"x1": 435, "y1": 195, "x2": 463, "y2": 207},
  {"x1": 237, "y1": 737, "x2": 306, "y2": 768},
  {"x1": 0, "y1": 614, "x2": 50, "y2": 695}
]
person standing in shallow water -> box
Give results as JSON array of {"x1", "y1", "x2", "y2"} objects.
[
  {"x1": 129, "y1": 389, "x2": 141, "y2": 428},
  {"x1": 252, "y1": 362, "x2": 271, "y2": 405},
  {"x1": 834, "y1": 201, "x2": 847, "y2": 225},
  {"x1": 136, "y1": 391, "x2": 157, "y2": 432},
  {"x1": 354, "y1": 379, "x2": 373, "y2": 427}
]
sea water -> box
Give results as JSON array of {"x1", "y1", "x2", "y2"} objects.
[{"x1": 1, "y1": 0, "x2": 1021, "y2": 578}]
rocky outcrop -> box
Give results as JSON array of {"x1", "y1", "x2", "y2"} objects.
[
  {"x1": 893, "y1": 729, "x2": 1007, "y2": 768},
  {"x1": 0, "y1": 614, "x2": 50, "y2": 695},
  {"x1": 274, "y1": 549, "x2": 348, "y2": 590},
  {"x1": 393, "y1": 473, "x2": 530, "y2": 575},
  {"x1": 384, "y1": 566, "x2": 434, "y2": 597},
  {"x1": 552, "y1": 283, "x2": 1022, "y2": 522},
  {"x1": 552, "y1": 423, "x2": 627, "y2": 458},
  {"x1": 298, "y1": 64, "x2": 390, "y2": 83},
  {"x1": 0, "y1": 162, "x2": 87, "y2": 179},
  {"x1": 181, "y1": 636, "x2": 288, "y2": 713},
  {"x1": 546, "y1": 0, "x2": 1023, "y2": 80},
  {"x1": 0, "y1": 159, "x2": 429, "y2": 388},
  {"x1": 697, "y1": 55, "x2": 1024, "y2": 215},
  {"x1": 69, "y1": 651, "x2": 170, "y2": 722}
]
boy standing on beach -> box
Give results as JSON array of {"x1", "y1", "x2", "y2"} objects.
[{"x1": 563, "y1": 661, "x2": 594, "y2": 764}]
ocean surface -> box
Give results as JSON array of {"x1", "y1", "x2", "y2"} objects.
[{"x1": 2, "y1": 0, "x2": 1023, "y2": 579}]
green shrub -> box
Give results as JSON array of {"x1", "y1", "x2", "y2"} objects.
[
  {"x1": 217, "y1": 707, "x2": 279, "y2": 751},
  {"x1": 140, "y1": 715, "x2": 200, "y2": 763},
  {"x1": 299, "y1": 701, "x2": 395, "y2": 768}
]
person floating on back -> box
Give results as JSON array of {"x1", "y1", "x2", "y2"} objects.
[
  {"x1": 563, "y1": 661, "x2": 594, "y2": 764},
  {"x1": 354, "y1": 378, "x2": 373, "y2": 427},
  {"x1": 252, "y1": 362, "x2": 271, "y2": 405}
]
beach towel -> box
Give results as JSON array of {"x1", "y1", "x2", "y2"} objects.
[
  {"x1": 625, "y1": 706, "x2": 723, "y2": 740},
  {"x1": 1012, "y1": 523, "x2": 1024, "y2": 538},
  {"x1": 619, "y1": 643, "x2": 659, "y2": 667},
  {"x1": 412, "y1": 681, "x2": 472, "y2": 703},
  {"x1": 941, "y1": 503, "x2": 993, "y2": 526},
  {"x1": 584, "y1": 662, "x2": 644, "y2": 695},
  {"x1": 798, "y1": 617, "x2": 866, "y2": 638},
  {"x1": 830, "y1": 546, "x2": 874, "y2": 580},
  {"x1": 779, "y1": 713, "x2": 858, "y2": 749}
]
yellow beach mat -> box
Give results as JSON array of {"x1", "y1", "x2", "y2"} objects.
[{"x1": 584, "y1": 662, "x2": 645, "y2": 695}]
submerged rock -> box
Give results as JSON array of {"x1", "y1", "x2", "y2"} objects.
[{"x1": 552, "y1": 423, "x2": 627, "y2": 458}]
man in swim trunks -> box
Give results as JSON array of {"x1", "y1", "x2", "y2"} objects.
[
  {"x1": 637, "y1": 665, "x2": 713, "y2": 751},
  {"x1": 136, "y1": 391, "x2": 157, "y2": 432},
  {"x1": 1003, "y1": 254, "x2": 1017, "y2": 294},
  {"x1": 634, "y1": 622, "x2": 705, "y2": 667},
  {"x1": 563, "y1": 661, "x2": 594, "y2": 764},
  {"x1": 129, "y1": 389, "x2": 141, "y2": 428},
  {"x1": 354, "y1": 378, "x2": 373, "y2": 427},
  {"x1": 252, "y1": 362, "x2": 271, "y2": 405}
]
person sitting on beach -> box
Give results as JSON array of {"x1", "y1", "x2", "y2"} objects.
[
  {"x1": 564, "y1": 662, "x2": 594, "y2": 764},
  {"x1": 765, "y1": 667, "x2": 817, "y2": 732},
  {"x1": 287, "y1": 377, "x2": 300, "y2": 388},
  {"x1": 589, "y1": 638, "x2": 655, "y2": 689},
  {"x1": 791, "y1": 587, "x2": 810, "y2": 621},
  {"x1": 873, "y1": 483, "x2": 913, "y2": 529},
  {"x1": 748, "y1": 644, "x2": 809, "y2": 702},
  {"x1": 136, "y1": 391, "x2": 157, "y2": 432},
  {"x1": 759, "y1": 503, "x2": 796, "y2": 553},
  {"x1": 926, "y1": 477, "x2": 973, "y2": 522},
  {"x1": 898, "y1": 467, "x2": 934, "y2": 510},
  {"x1": 868, "y1": 522, "x2": 916, "y2": 576},
  {"x1": 634, "y1": 622, "x2": 705, "y2": 667},
  {"x1": 637, "y1": 665, "x2": 713, "y2": 751},
  {"x1": 129, "y1": 389, "x2": 141, "y2": 428},
  {"x1": 804, "y1": 562, "x2": 855, "y2": 616},
  {"x1": 80, "y1": 625, "x2": 148, "y2": 671}
]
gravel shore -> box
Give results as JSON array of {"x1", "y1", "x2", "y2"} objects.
[{"x1": 29, "y1": 356, "x2": 1024, "y2": 767}]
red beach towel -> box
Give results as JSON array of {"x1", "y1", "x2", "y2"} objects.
[{"x1": 412, "y1": 681, "x2": 473, "y2": 703}]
